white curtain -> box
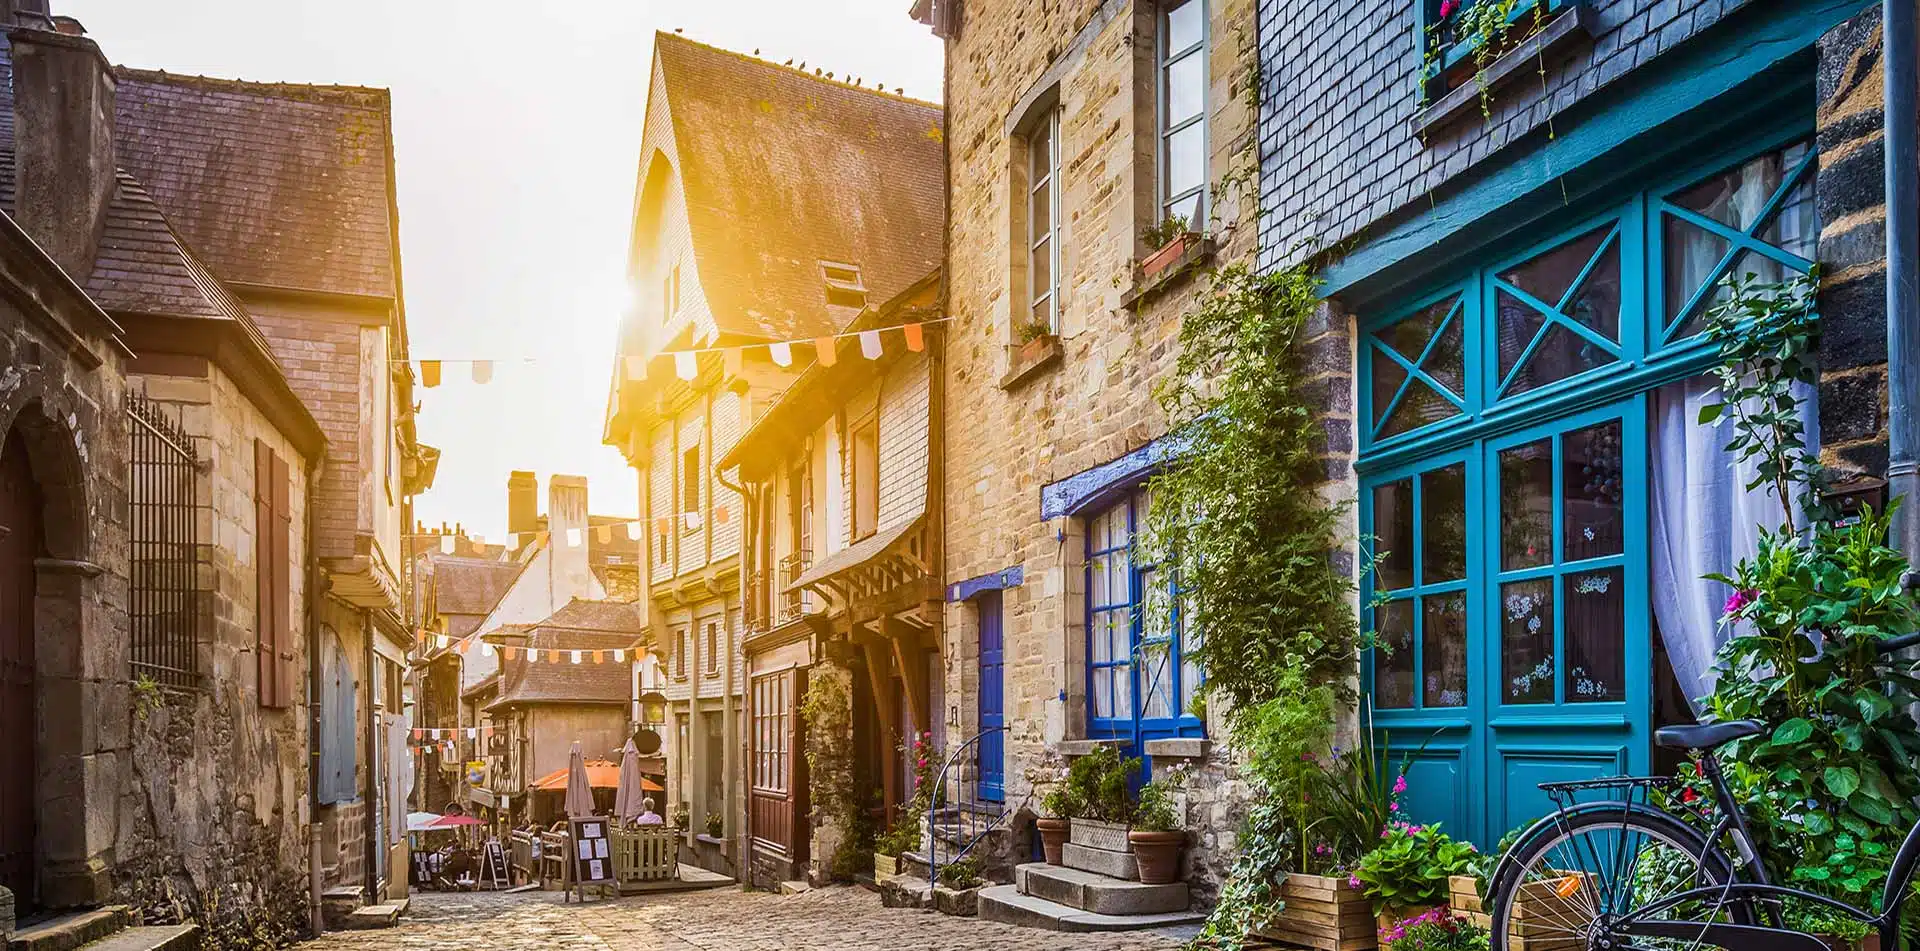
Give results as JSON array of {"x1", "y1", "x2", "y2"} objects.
[{"x1": 1648, "y1": 377, "x2": 1818, "y2": 712}]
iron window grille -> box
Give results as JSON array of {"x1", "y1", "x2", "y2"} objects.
[{"x1": 128, "y1": 393, "x2": 201, "y2": 690}]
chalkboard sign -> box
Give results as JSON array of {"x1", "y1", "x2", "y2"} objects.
[
  {"x1": 568, "y1": 817, "x2": 613, "y2": 900},
  {"x1": 481, "y1": 838, "x2": 509, "y2": 890}
]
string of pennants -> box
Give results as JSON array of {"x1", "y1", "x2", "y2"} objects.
[
  {"x1": 421, "y1": 630, "x2": 644, "y2": 667},
  {"x1": 410, "y1": 316, "x2": 952, "y2": 388},
  {"x1": 429, "y1": 512, "x2": 729, "y2": 560}
]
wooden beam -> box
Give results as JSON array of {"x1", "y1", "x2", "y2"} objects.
[
  {"x1": 886, "y1": 617, "x2": 929, "y2": 740},
  {"x1": 860, "y1": 638, "x2": 901, "y2": 816}
]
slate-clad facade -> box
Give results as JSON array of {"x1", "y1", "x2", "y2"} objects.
[{"x1": 1256, "y1": 0, "x2": 1898, "y2": 845}]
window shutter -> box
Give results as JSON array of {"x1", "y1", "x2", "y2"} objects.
[
  {"x1": 271, "y1": 452, "x2": 294, "y2": 708},
  {"x1": 254, "y1": 440, "x2": 277, "y2": 708}
]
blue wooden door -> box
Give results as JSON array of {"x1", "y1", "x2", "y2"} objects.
[{"x1": 977, "y1": 591, "x2": 1005, "y2": 802}]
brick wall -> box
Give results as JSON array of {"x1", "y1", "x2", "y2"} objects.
[{"x1": 1255, "y1": 0, "x2": 1746, "y2": 269}]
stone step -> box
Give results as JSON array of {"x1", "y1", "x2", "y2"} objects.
[
  {"x1": 1015, "y1": 863, "x2": 1189, "y2": 916},
  {"x1": 1061, "y1": 842, "x2": 1138, "y2": 881},
  {"x1": 77, "y1": 925, "x2": 199, "y2": 951},
  {"x1": 8, "y1": 906, "x2": 135, "y2": 951},
  {"x1": 977, "y1": 885, "x2": 1205, "y2": 933},
  {"x1": 341, "y1": 904, "x2": 403, "y2": 930}
]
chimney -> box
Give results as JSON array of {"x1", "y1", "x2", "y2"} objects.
[
  {"x1": 9, "y1": 21, "x2": 116, "y2": 280},
  {"x1": 507, "y1": 470, "x2": 538, "y2": 539},
  {"x1": 547, "y1": 475, "x2": 593, "y2": 603}
]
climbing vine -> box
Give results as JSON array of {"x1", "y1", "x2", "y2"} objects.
[
  {"x1": 798, "y1": 667, "x2": 867, "y2": 881},
  {"x1": 1146, "y1": 257, "x2": 1364, "y2": 719}
]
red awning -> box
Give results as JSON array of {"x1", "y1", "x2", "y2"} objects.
[{"x1": 530, "y1": 760, "x2": 663, "y2": 793}]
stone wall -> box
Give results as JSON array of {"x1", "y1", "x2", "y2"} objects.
[
  {"x1": 112, "y1": 366, "x2": 313, "y2": 943},
  {"x1": 938, "y1": 0, "x2": 1258, "y2": 898},
  {"x1": 1814, "y1": 7, "x2": 1891, "y2": 480}
]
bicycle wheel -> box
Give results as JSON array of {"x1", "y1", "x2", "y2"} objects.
[{"x1": 1491, "y1": 807, "x2": 1750, "y2": 951}]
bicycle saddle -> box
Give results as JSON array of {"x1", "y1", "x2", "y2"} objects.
[{"x1": 1653, "y1": 719, "x2": 1764, "y2": 750}]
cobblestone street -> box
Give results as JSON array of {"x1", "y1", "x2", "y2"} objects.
[{"x1": 302, "y1": 887, "x2": 1196, "y2": 950}]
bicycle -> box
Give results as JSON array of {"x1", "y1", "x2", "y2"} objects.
[{"x1": 1484, "y1": 629, "x2": 1920, "y2": 951}]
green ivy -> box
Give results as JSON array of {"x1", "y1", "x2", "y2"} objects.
[{"x1": 1354, "y1": 824, "x2": 1480, "y2": 913}]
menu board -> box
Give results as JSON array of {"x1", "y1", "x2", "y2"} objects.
[
  {"x1": 569, "y1": 817, "x2": 613, "y2": 886},
  {"x1": 481, "y1": 838, "x2": 509, "y2": 889}
]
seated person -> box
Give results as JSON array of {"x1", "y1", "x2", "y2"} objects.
[{"x1": 636, "y1": 797, "x2": 666, "y2": 826}]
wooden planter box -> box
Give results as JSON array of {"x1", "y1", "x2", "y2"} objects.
[
  {"x1": 1067, "y1": 818, "x2": 1132, "y2": 853},
  {"x1": 874, "y1": 854, "x2": 901, "y2": 878},
  {"x1": 1450, "y1": 875, "x2": 1489, "y2": 928},
  {"x1": 1254, "y1": 873, "x2": 1376, "y2": 951}
]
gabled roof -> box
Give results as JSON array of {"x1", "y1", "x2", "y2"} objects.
[
  {"x1": 489, "y1": 600, "x2": 644, "y2": 709},
  {"x1": 110, "y1": 68, "x2": 399, "y2": 299},
  {"x1": 429, "y1": 556, "x2": 525, "y2": 617},
  {"x1": 647, "y1": 33, "x2": 944, "y2": 342}
]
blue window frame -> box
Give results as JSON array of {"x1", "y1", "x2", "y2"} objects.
[
  {"x1": 1086, "y1": 489, "x2": 1203, "y2": 746},
  {"x1": 1356, "y1": 129, "x2": 1817, "y2": 846}
]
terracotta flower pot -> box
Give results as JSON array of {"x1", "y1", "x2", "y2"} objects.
[
  {"x1": 1128, "y1": 829, "x2": 1185, "y2": 885},
  {"x1": 1141, "y1": 232, "x2": 1200, "y2": 278},
  {"x1": 1035, "y1": 817, "x2": 1070, "y2": 865}
]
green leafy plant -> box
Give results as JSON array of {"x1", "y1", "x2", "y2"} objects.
[
  {"x1": 1039, "y1": 780, "x2": 1082, "y2": 819},
  {"x1": 1696, "y1": 270, "x2": 1827, "y2": 533},
  {"x1": 704, "y1": 813, "x2": 724, "y2": 838},
  {"x1": 938, "y1": 855, "x2": 983, "y2": 889},
  {"x1": 1379, "y1": 907, "x2": 1492, "y2": 951},
  {"x1": 876, "y1": 732, "x2": 941, "y2": 859},
  {"x1": 799, "y1": 668, "x2": 870, "y2": 880},
  {"x1": 1141, "y1": 213, "x2": 1193, "y2": 250},
  {"x1": 1057, "y1": 745, "x2": 1139, "y2": 823},
  {"x1": 1147, "y1": 259, "x2": 1362, "y2": 721},
  {"x1": 1193, "y1": 797, "x2": 1297, "y2": 951},
  {"x1": 1353, "y1": 823, "x2": 1480, "y2": 913},
  {"x1": 1016, "y1": 318, "x2": 1053, "y2": 344},
  {"x1": 1134, "y1": 781, "x2": 1180, "y2": 833}
]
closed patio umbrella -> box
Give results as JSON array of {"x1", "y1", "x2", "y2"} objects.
[
  {"x1": 614, "y1": 739, "x2": 645, "y2": 824},
  {"x1": 564, "y1": 740, "x2": 595, "y2": 818}
]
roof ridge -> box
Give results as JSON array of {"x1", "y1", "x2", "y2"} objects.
[
  {"x1": 653, "y1": 31, "x2": 942, "y2": 110},
  {"x1": 112, "y1": 66, "x2": 391, "y2": 110}
]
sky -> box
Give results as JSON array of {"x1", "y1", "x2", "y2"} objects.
[{"x1": 64, "y1": 0, "x2": 945, "y2": 541}]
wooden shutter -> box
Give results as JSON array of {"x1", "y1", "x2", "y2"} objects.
[
  {"x1": 271, "y1": 452, "x2": 293, "y2": 707},
  {"x1": 254, "y1": 440, "x2": 277, "y2": 707}
]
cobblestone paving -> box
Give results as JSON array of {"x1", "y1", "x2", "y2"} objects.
[{"x1": 303, "y1": 887, "x2": 1196, "y2": 950}]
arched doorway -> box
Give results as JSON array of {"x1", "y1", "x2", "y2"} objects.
[{"x1": 0, "y1": 428, "x2": 41, "y2": 910}]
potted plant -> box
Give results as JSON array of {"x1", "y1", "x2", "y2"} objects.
[
  {"x1": 1377, "y1": 907, "x2": 1490, "y2": 951},
  {"x1": 1139, "y1": 214, "x2": 1198, "y2": 279},
  {"x1": 1062, "y1": 746, "x2": 1139, "y2": 853},
  {"x1": 1354, "y1": 822, "x2": 1479, "y2": 933},
  {"x1": 1128, "y1": 781, "x2": 1185, "y2": 884},
  {"x1": 704, "y1": 813, "x2": 723, "y2": 839},
  {"x1": 873, "y1": 818, "x2": 915, "y2": 878},
  {"x1": 1036, "y1": 782, "x2": 1078, "y2": 865},
  {"x1": 1016, "y1": 318, "x2": 1054, "y2": 363}
]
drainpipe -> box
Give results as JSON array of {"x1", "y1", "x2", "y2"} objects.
[
  {"x1": 715, "y1": 463, "x2": 748, "y2": 871},
  {"x1": 304, "y1": 452, "x2": 325, "y2": 936},
  {"x1": 362, "y1": 609, "x2": 379, "y2": 905},
  {"x1": 1886, "y1": 0, "x2": 1920, "y2": 562}
]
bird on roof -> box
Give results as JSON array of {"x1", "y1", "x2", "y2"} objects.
[
  {"x1": 826, "y1": 72, "x2": 834, "y2": 79},
  {"x1": 784, "y1": 58, "x2": 793, "y2": 65},
  {"x1": 673, "y1": 27, "x2": 683, "y2": 33},
  {"x1": 753, "y1": 48, "x2": 761, "y2": 55}
]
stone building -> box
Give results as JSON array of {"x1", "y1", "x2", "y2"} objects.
[
  {"x1": 1252, "y1": 0, "x2": 1906, "y2": 849},
  {"x1": 723, "y1": 271, "x2": 944, "y2": 888},
  {"x1": 913, "y1": 0, "x2": 1258, "y2": 917},
  {"x1": 603, "y1": 33, "x2": 943, "y2": 878},
  {"x1": 0, "y1": 1, "x2": 428, "y2": 941}
]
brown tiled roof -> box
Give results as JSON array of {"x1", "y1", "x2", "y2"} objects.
[
  {"x1": 650, "y1": 34, "x2": 945, "y2": 341},
  {"x1": 110, "y1": 67, "x2": 398, "y2": 298},
  {"x1": 490, "y1": 601, "x2": 644, "y2": 708},
  {"x1": 429, "y1": 555, "x2": 525, "y2": 617}
]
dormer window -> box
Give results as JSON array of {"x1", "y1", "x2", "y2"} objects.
[{"x1": 821, "y1": 261, "x2": 867, "y2": 308}]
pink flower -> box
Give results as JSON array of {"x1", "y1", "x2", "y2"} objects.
[
  {"x1": 1407, "y1": 825, "x2": 1423, "y2": 834},
  {"x1": 1349, "y1": 874, "x2": 1362, "y2": 888},
  {"x1": 917, "y1": 758, "x2": 927, "y2": 767},
  {"x1": 1724, "y1": 588, "x2": 1758, "y2": 615},
  {"x1": 1390, "y1": 802, "x2": 1400, "y2": 812},
  {"x1": 1392, "y1": 775, "x2": 1408, "y2": 795},
  {"x1": 1439, "y1": 0, "x2": 1458, "y2": 17}
]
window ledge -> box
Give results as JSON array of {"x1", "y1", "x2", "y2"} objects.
[
  {"x1": 1412, "y1": 2, "x2": 1594, "y2": 139},
  {"x1": 1123, "y1": 236, "x2": 1215, "y2": 311},
  {"x1": 999, "y1": 334, "x2": 1063, "y2": 391},
  {"x1": 1054, "y1": 738, "x2": 1125, "y2": 757},
  {"x1": 1142, "y1": 738, "x2": 1212, "y2": 760}
]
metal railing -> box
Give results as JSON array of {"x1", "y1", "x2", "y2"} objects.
[
  {"x1": 777, "y1": 549, "x2": 811, "y2": 623},
  {"x1": 927, "y1": 725, "x2": 1011, "y2": 890},
  {"x1": 128, "y1": 393, "x2": 200, "y2": 690}
]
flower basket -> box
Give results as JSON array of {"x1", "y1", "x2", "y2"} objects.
[
  {"x1": 1376, "y1": 904, "x2": 1438, "y2": 937},
  {"x1": 1035, "y1": 817, "x2": 1070, "y2": 865},
  {"x1": 1067, "y1": 817, "x2": 1131, "y2": 853},
  {"x1": 874, "y1": 853, "x2": 900, "y2": 878},
  {"x1": 1141, "y1": 232, "x2": 1201, "y2": 278},
  {"x1": 1253, "y1": 873, "x2": 1377, "y2": 951}
]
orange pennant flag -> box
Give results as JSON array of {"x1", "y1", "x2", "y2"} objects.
[
  {"x1": 593, "y1": 650, "x2": 605, "y2": 664},
  {"x1": 596, "y1": 524, "x2": 612, "y2": 543},
  {"x1": 814, "y1": 337, "x2": 837, "y2": 367},
  {"x1": 714, "y1": 505, "x2": 731, "y2": 525},
  {"x1": 624, "y1": 355, "x2": 648, "y2": 382},
  {"x1": 723, "y1": 347, "x2": 744, "y2": 378},
  {"x1": 501, "y1": 645, "x2": 515, "y2": 660},
  {"x1": 903, "y1": 323, "x2": 925, "y2": 352}
]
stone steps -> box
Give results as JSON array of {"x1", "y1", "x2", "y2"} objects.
[
  {"x1": 6, "y1": 907, "x2": 200, "y2": 951},
  {"x1": 1062, "y1": 842, "x2": 1139, "y2": 880},
  {"x1": 977, "y1": 885, "x2": 1205, "y2": 933},
  {"x1": 76, "y1": 926, "x2": 199, "y2": 951},
  {"x1": 1015, "y1": 864, "x2": 1189, "y2": 916}
]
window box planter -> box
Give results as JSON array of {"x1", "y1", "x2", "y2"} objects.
[
  {"x1": 1254, "y1": 873, "x2": 1376, "y2": 951},
  {"x1": 1035, "y1": 817, "x2": 1070, "y2": 865},
  {"x1": 1414, "y1": 2, "x2": 1594, "y2": 138},
  {"x1": 874, "y1": 853, "x2": 901, "y2": 878},
  {"x1": 1067, "y1": 818, "x2": 1132, "y2": 853},
  {"x1": 999, "y1": 333, "x2": 1062, "y2": 390},
  {"x1": 1142, "y1": 232, "x2": 1203, "y2": 279},
  {"x1": 1127, "y1": 829, "x2": 1185, "y2": 885}
]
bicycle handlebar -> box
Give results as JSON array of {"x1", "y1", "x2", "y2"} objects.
[{"x1": 1878, "y1": 631, "x2": 1920, "y2": 655}]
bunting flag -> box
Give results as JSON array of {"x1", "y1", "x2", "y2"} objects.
[
  {"x1": 596, "y1": 524, "x2": 612, "y2": 543},
  {"x1": 858, "y1": 329, "x2": 883, "y2": 359},
  {"x1": 813, "y1": 337, "x2": 837, "y2": 367},
  {"x1": 714, "y1": 504, "x2": 731, "y2": 526},
  {"x1": 566, "y1": 528, "x2": 583, "y2": 547},
  {"x1": 624, "y1": 355, "x2": 649, "y2": 383},
  {"x1": 471, "y1": 360, "x2": 494, "y2": 384},
  {"x1": 904, "y1": 323, "x2": 924, "y2": 352},
  {"x1": 436, "y1": 634, "x2": 451, "y2": 650},
  {"x1": 420, "y1": 360, "x2": 442, "y2": 387},
  {"x1": 768, "y1": 341, "x2": 793, "y2": 367},
  {"x1": 440, "y1": 535, "x2": 455, "y2": 555},
  {"x1": 674, "y1": 350, "x2": 698, "y2": 380}
]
